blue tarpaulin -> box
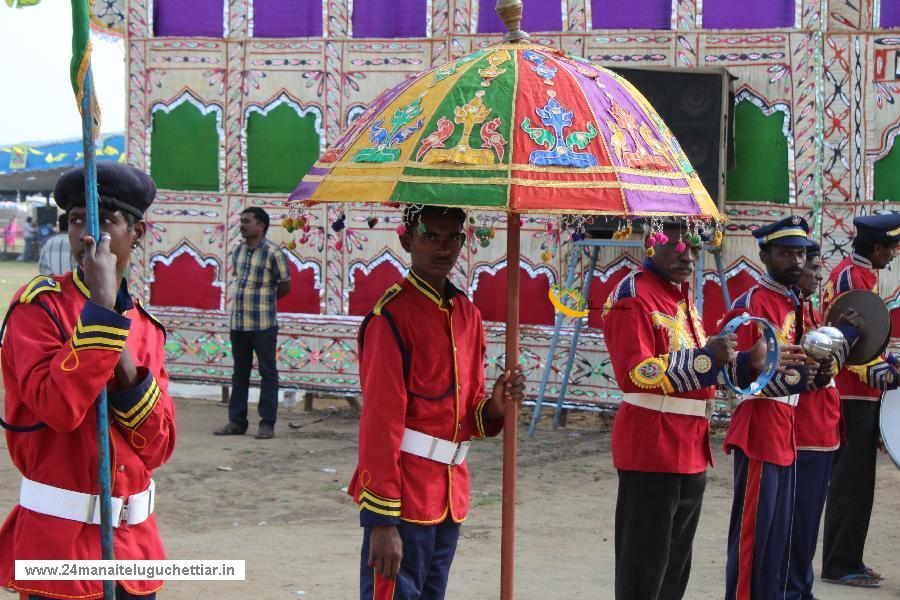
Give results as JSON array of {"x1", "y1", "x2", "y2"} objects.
[{"x1": 0, "y1": 133, "x2": 124, "y2": 175}]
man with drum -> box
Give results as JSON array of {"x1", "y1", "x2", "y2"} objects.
[
  {"x1": 721, "y1": 216, "x2": 834, "y2": 600},
  {"x1": 602, "y1": 218, "x2": 773, "y2": 600},
  {"x1": 820, "y1": 213, "x2": 900, "y2": 589}
]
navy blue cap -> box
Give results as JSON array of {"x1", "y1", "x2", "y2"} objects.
[
  {"x1": 805, "y1": 241, "x2": 821, "y2": 258},
  {"x1": 752, "y1": 215, "x2": 815, "y2": 247},
  {"x1": 853, "y1": 213, "x2": 900, "y2": 243},
  {"x1": 54, "y1": 163, "x2": 156, "y2": 220}
]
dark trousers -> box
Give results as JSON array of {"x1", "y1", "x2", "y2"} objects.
[
  {"x1": 360, "y1": 519, "x2": 461, "y2": 600},
  {"x1": 725, "y1": 449, "x2": 795, "y2": 600},
  {"x1": 615, "y1": 470, "x2": 706, "y2": 600},
  {"x1": 228, "y1": 327, "x2": 279, "y2": 430},
  {"x1": 29, "y1": 587, "x2": 154, "y2": 599},
  {"x1": 781, "y1": 450, "x2": 834, "y2": 599},
  {"x1": 822, "y1": 399, "x2": 880, "y2": 580}
]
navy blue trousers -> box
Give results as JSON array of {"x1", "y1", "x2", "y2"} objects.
[
  {"x1": 725, "y1": 449, "x2": 795, "y2": 600},
  {"x1": 779, "y1": 450, "x2": 833, "y2": 600},
  {"x1": 360, "y1": 520, "x2": 461, "y2": 600},
  {"x1": 228, "y1": 326, "x2": 279, "y2": 429}
]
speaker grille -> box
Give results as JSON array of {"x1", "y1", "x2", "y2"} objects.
[{"x1": 609, "y1": 67, "x2": 728, "y2": 207}]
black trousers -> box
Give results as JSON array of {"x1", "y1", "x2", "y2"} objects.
[
  {"x1": 228, "y1": 327, "x2": 279, "y2": 430},
  {"x1": 615, "y1": 470, "x2": 707, "y2": 600},
  {"x1": 822, "y1": 399, "x2": 880, "y2": 580}
]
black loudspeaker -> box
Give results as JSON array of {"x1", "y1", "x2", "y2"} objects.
[
  {"x1": 608, "y1": 66, "x2": 733, "y2": 209},
  {"x1": 36, "y1": 206, "x2": 59, "y2": 227}
]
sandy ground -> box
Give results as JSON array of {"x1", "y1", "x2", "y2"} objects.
[{"x1": 1, "y1": 396, "x2": 898, "y2": 600}]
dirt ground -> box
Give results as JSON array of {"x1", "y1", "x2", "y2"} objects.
[
  {"x1": 2, "y1": 397, "x2": 898, "y2": 600},
  {"x1": 0, "y1": 261, "x2": 897, "y2": 599}
]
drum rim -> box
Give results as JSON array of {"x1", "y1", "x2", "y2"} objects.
[
  {"x1": 880, "y1": 390, "x2": 900, "y2": 471},
  {"x1": 824, "y1": 290, "x2": 891, "y2": 366}
]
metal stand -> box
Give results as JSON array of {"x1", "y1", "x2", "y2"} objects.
[{"x1": 528, "y1": 239, "x2": 730, "y2": 435}]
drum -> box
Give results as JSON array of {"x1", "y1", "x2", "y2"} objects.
[{"x1": 880, "y1": 388, "x2": 900, "y2": 470}]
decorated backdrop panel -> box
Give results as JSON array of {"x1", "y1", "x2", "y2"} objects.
[{"x1": 125, "y1": 0, "x2": 900, "y2": 407}]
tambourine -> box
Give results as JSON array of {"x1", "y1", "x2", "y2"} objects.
[{"x1": 719, "y1": 314, "x2": 781, "y2": 396}]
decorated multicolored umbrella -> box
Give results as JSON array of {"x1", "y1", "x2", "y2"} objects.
[{"x1": 290, "y1": 1, "x2": 722, "y2": 596}]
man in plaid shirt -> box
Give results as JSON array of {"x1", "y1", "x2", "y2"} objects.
[{"x1": 214, "y1": 207, "x2": 291, "y2": 439}]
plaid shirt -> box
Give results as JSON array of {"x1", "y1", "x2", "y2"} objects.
[
  {"x1": 230, "y1": 237, "x2": 290, "y2": 331},
  {"x1": 38, "y1": 233, "x2": 76, "y2": 276}
]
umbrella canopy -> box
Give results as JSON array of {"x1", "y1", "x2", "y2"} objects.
[{"x1": 290, "y1": 43, "x2": 721, "y2": 222}]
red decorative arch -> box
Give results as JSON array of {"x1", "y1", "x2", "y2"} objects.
[
  {"x1": 277, "y1": 255, "x2": 322, "y2": 314},
  {"x1": 149, "y1": 244, "x2": 223, "y2": 310},
  {"x1": 347, "y1": 252, "x2": 406, "y2": 316},
  {"x1": 471, "y1": 261, "x2": 555, "y2": 325},
  {"x1": 701, "y1": 260, "x2": 762, "y2": 333}
]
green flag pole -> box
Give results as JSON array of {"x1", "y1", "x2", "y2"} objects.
[{"x1": 70, "y1": 2, "x2": 115, "y2": 598}]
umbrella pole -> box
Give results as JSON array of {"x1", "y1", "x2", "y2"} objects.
[{"x1": 501, "y1": 215, "x2": 520, "y2": 600}]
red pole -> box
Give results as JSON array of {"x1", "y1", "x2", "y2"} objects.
[{"x1": 500, "y1": 214, "x2": 520, "y2": 599}]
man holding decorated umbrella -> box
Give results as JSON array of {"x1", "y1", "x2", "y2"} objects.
[
  {"x1": 820, "y1": 213, "x2": 900, "y2": 589},
  {"x1": 347, "y1": 205, "x2": 525, "y2": 600},
  {"x1": 602, "y1": 218, "x2": 773, "y2": 600}
]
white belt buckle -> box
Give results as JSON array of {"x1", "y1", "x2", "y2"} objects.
[
  {"x1": 427, "y1": 437, "x2": 440, "y2": 461},
  {"x1": 452, "y1": 441, "x2": 470, "y2": 465},
  {"x1": 88, "y1": 494, "x2": 126, "y2": 528},
  {"x1": 119, "y1": 502, "x2": 129, "y2": 527}
]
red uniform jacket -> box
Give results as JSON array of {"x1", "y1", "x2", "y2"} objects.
[
  {"x1": 722, "y1": 275, "x2": 810, "y2": 467},
  {"x1": 823, "y1": 253, "x2": 899, "y2": 400},
  {"x1": 794, "y1": 302, "x2": 842, "y2": 451},
  {"x1": 347, "y1": 271, "x2": 503, "y2": 526},
  {"x1": 602, "y1": 262, "x2": 721, "y2": 474},
  {"x1": 0, "y1": 270, "x2": 175, "y2": 599}
]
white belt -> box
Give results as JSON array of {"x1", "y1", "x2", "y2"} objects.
[
  {"x1": 400, "y1": 428, "x2": 470, "y2": 465},
  {"x1": 622, "y1": 393, "x2": 710, "y2": 418},
  {"x1": 19, "y1": 478, "x2": 155, "y2": 528},
  {"x1": 738, "y1": 394, "x2": 800, "y2": 407}
]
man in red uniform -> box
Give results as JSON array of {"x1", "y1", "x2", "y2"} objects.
[
  {"x1": 820, "y1": 213, "x2": 900, "y2": 589},
  {"x1": 722, "y1": 216, "x2": 831, "y2": 600},
  {"x1": 781, "y1": 242, "x2": 858, "y2": 599},
  {"x1": 348, "y1": 205, "x2": 525, "y2": 600},
  {"x1": 0, "y1": 163, "x2": 176, "y2": 599},
  {"x1": 602, "y1": 219, "x2": 770, "y2": 600}
]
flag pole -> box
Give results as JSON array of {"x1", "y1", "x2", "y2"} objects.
[{"x1": 71, "y1": 2, "x2": 116, "y2": 598}]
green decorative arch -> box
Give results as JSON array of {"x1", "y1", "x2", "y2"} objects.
[
  {"x1": 244, "y1": 95, "x2": 324, "y2": 194},
  {"x1": 726, "y1": 95, "x2": 790, "y2": 204},
  {"x1": 874, "y1": 131, "x2": 900, "y2": 202},
  {"x1": 150, "y1": 92, "x2": 221, "y2": 191}
]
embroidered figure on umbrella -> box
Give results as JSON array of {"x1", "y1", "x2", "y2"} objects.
[
  {"x1": 521, "y1": 91, "x2": 598, "y2": 168},
  {"x1": 417, "y1": 91, "x2": 509, "y2": 166},
  {"x1": 351, "y1": 95, "x2": 425, "y2": 164}
]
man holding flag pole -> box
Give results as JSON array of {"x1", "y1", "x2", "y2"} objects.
[{"x1": 0, "y1": 2, "x2": 175, "y2": 598}]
